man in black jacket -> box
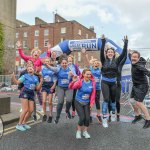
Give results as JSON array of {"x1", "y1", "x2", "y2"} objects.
[{"x1": 129, "y1": 51, "x2": 150, "y2": 129}]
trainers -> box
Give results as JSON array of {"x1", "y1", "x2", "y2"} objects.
[
  {"x1": 117, "y1": 115, "x2": 120, "y2": 122},
  {"x1": 33, "y1": 115, "x2": 37, "y2": 121},
  {"x1": 143, "y1": 120, "x2": 150, "y2": 129},
  {"x1": 42, "y1": 115, "x2": 47, "y2": 122},
  {"x1": 76, "y1": 130, "x2": 81, "y2": 139},
  {"x1": 132, "y1": 115, "x2": 142, "y2": 124},
  {"x1": 102, "y1": 117, "x2": 108, "y2": 128},
  {"x1": 47, "y1": 116, "x2": 53, "y2": 123},
  {"x1": 83, "y1": 131, "x2": 91, "y2": 139},
  {"x1": 54, "y1": 117, "x2": 59, "y2": 124},
  {"x1": 72, "y1": 111, "x2": 76, "y2": 118},
  {"x1": 96, "y1": 115, "x2": 102, "y2": 124},
  {"x1": 66, "y1": 111, "x2": 72, "y2": 119},
  {"x1": 110, "y1": 111, "x2": 116, "y2": 122},
  {"x1": 16, "y1": 124, "x2": 26, "y2": 131},
  {"x1": 23, "y1": 124, "x2": 31, "y2": 130},
  {"x1": 90, "y1": 116, "x2": 93, "y2": 124}
]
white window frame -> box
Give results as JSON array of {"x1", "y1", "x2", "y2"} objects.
[
  {"x1": 34, "y1": 40, "x2": 39, "y2": 48},
  {"x1": 61, "y1": 27, "x2": 66, "y2": 34},
  {"x1": 35, "y1": 30, "x2": 39, "y2": 36},
  {"x1": 16, "y1": 32, "x2": 19, "y2": 38},
  {"x1": 23, "y1": 40, "x2": 27, "y2": 48},
  {"x1": 44, "y1": 39, "x2": 49, "y2": 47},
  {"x1": 44, "y1": 29, "x2": 49, "y2": 36},
  {"x1": 23, "y1": 32, "x2": 28, "y2": 37},
  {"x1": 78, "y1": 29, "x2": 81, "y2": 35}
]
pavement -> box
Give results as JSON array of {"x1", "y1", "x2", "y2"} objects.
[{"x1": 0, "y1": 92, "x2": 150, "y2": 150}]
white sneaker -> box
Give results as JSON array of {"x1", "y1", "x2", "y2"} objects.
[
  {"x1": 110, "y1": 111, "x2": 116, "y2": 122},
  {"x1": 83, "y1": 131, "x2": 91, "y2": 139},
  {"x1": 76, "y1": 130, "x2": 81, "y2": 139},
  {"x1": 102, "y1": 117, "x2": 108, "y2": 128}
]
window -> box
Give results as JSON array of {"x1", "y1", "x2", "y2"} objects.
[
  {"x1": 78, "y1": 52, "x2": 81, "y2": 62},
  {"x1": 23, "y1": 32, "x2": 27, "y2": 37},
  {"x1": 16, "y1": 33, "x2": 19, "y2": 38},
  {"x1": 44, "y1": 29, "x2": 49, "y2": 36},
  {"x1": 44, "y1": 39, "x2": 49, "y2": 47},
  {"x1": 35, "y1": 30, "x2": 39, "y2": 36},
  {"x1": 61, "y1": 27, "x2": 66, "y2": 34},
  {"x1": 34, "y1": 40, "x2": 39, "y2": 48},
  {"x1": 23, "y1": 41, "x2": 27, "y2": 48},
  {"x1": 86, "y1": 34, "x2": 88, "y2": 39},
  {"x1": 78, "y1": 29, "x2": 81, "y2": 35}
]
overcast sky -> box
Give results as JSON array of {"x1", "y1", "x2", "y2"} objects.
[{"x1": 17, "y1": 0, "x2": 150, "y2": 58}]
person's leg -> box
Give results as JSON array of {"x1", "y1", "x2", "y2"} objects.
[
  {"x1": 54, "y1": 86, "x2": 65, "y2": 124},
  {"x1": 116, "y1": 82, "x2": 122, "y2": 116},
  {"x1": 36, "y1": 90, "x2": 42, "y2": 105},
  {"x1": 75, "y1": 100, "x2": 85, "y2": 139},
  {"x1": 65, "y1": 89, "x2": 73, "y2": 119},
  {"x1": 42, "y1": 92, "x2": 48, "y2": 122},
  {"x1": 47, "y1": 94, "x2": 53, "y2": 123},
  {"x1": 72, "y1": 90, "x2": 77, "y2": 118},
  {"x1": 33, "y1": 99, "x2": 37, "y2": 121}
]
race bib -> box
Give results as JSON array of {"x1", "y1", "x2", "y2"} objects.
[
  {"x1": 82, "y1": 94, "x2": 90, "y2": 100},
  {"x1": 44, "y1": 76, "x2": 51, "y2": 82},
  {"x1": 95, "y1": 77, "x2": 100, "y2": 83},
  {"x1": 61, "y1": 79, "x2": 69, "y2": 85},
  {"x1": 30, "y1": 84, "x2": 36, "y2": 90}
]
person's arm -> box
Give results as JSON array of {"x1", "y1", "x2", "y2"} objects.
[
  {"x1": 89, "y1": 80, "x2": 96, "y2": 108},
  {"x1": 36, "y1": 77, "x2": 43, "y2": 91},
  {"x1": 116, "y1": 36, "x2": 128, "y2": 64},
  {"x1": 69, "y1": 76, "x2": 82, "y2": 89},
  {"x1": 136, "y1": 65, "x2": 150, "y2": 77},
  {"x1": 12, "y1": 73, "x2": 23, "y2": 85},
  {"x1": 100, "y1": 35, "x2": 106, "y2": 65},
  {"x1": 46, "y1": 65, "x2": 60, "y2": 73}
]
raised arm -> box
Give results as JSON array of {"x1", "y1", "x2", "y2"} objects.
[
  {"x1": 100, "y1": 35, "x2": 106, "y2": 65},
  {"x1": 46, "y1": 65, "x2": 60, "y2": 73},
  {"x1": 116, "y1": 36, "x2": 128, "y2": 64},
  {"x1": 69, "y1": 76, "x2": 82, "y2": 89}
]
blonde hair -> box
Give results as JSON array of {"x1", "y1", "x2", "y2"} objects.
[
  {"x1": 31, "y1": 47, "x2": 41, "y2": 56},
  {"x1": 68, "y1": 55, "x2": 74, "y2": 60}
]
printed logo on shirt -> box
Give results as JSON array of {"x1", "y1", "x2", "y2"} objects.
[
  {"x1": 30, "y1": 84, "x2": 36, "y2": 90},
  {"x1": 95, "y1": 77, "x2": 100, "y2": 83},
  {"x1": 61, "y1": 79, "x2": 69, "y2": 84},
  {"x1": 82, "y1": 94, "x2": 90, "y2": 100},
  {"x1": 44, "y1": 76, "x2": 51, "y2": 82}
]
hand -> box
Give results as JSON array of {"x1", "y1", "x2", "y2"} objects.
[
  {"x1": 90, "y1": 104, "x2": 93, "y2": 110},
  {"x1": 69, "y1": 71, "x2": 74, "y2": 77},
  {"x1": 123, "y1": 35, "x2": 128, "y2": 44},
  {"x1": 81, "y1": 48, "x2": 87, "y2": 54},
  {"x1": 47, "y1": 43, "x2": 51, "y2": 50},
  {"x1": 39, "y1": 77, "x2": 43, "y2": 83},
  {"x1": 16, "y1": 41, "x2": 22, "y2": 48},
  {"x1": 72, "y1": 75, "x2": 78, "y2": 82},
  {"x1": 70, "y1": 47, "x2": 74, "y2": 51},
  {"x1": 101, "y1": 34, "x2": 106, "y2": 42},
  {"x1": 50, "y1": 86, "x2": 55, "y2": 90}
]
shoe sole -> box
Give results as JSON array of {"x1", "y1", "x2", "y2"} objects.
[
  {"x1": 83, "y1": 135, "x2": 90, "y2": 139},
  {"x1": 16, "y1": 127, "x2": 26, "y2": 131}
]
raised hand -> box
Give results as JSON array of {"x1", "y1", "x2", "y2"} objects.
[
  {"x1": 101, "y1": 34, "x2": 106, "y2": 39},
  {"x1": 47, "y1": 43, "x2": 51, "y2": 50},
  {"x1": 16, "y1": 41, "x2": 22, "y2": 48},
  {"x1": 72, "y1": 75, "x2": 78, "y2": 82},
  {"x1": 69, "y1": 71, "x2": 74, "y2": 77},
  {"x1": 123, "y1": 35, "x2": 128, "y2": 44},
  {"x1": 81, "y1": 47, "x2": 87, "y2": 54}
]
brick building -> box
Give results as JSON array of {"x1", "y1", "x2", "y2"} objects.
[{"x1": 16, "y1": 13, "x2": 99, "y2": 67}]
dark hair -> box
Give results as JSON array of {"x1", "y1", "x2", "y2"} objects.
[
  {"x1": 59, "y1": 54, "x2": 68, "y2": 63},
  {"x1": 26, "y1": 60, "x2": 34, "y2": 65},
  {"x1": 82, "y1": 68, "x2": 91, "y2": 76},
  {"x1": 131, "y1": 51, "x2": 140, "y2": 58},
  {"x1": 105, "y1": 47, "x2": 115, "y2": 54}
]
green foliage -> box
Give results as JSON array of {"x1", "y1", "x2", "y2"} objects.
[{"x1": 0, "y1": 22, "x2": 4, "y2": 74}]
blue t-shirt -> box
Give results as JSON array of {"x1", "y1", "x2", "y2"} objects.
[
  {"x1": 58, "y1": 67, "x2": 71, "y2": 88},
  {"x1": 76, "y1": 80, "x2": 93, "y2": 104},
  {"x1": 42, "y1": 66, "x2": 57, "y2": 85},
  {"x1": 19, "y1": 74, "x2": 39, "y2": 90},
  {"x1": 90, "y1": 67, "x2": 101, "y2": 90}
]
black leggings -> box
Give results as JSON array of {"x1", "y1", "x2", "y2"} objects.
[
  {"x1": 75, "y1": 100, "x2": 90, "y2": 127},
  {"x1": 108, "y1": 82, "x2": 121, "y2": 114},
  {"x1": 72, "y1": 90, "x2": 77, "y2": 111},
  {"x1": 101, "y1": 80, "x2": 116, "y2": 103},
  {"x1": 95, "y1": 90, "x2": 101, "y2": 110}
]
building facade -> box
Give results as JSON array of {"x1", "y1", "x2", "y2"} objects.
[
  {"x1": 16, "y1": 14, "x2": 98, "y2": 67},
  {"x1": 0, "y1": 0, "x2": 16, "y2": 74}
]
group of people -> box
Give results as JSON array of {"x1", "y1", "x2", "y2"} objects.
[{"x1": 12, "y1": 35, "x2": 150, "y2": 139}]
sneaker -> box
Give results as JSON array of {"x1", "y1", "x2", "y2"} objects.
[
  {"x1": 54, "y1": 117, "x2": 59, "y2": 124},
  {"x1": 42, "y1": 115, "x2": 47, "y2": 122},
  {"x1": 102, "y1": 117, "x2": 108, "y2": 128},
  {"x1": 143, "y1": 120, "x2": 150, "y2": 129},
  {"x1": 47, "y1": 116, "x2": 53, "y2": 123},
  {"x1": 83, "y1": 131, "x2": 91, "y2": 139},
  {"x1": 132, "y1": 115, "x2": 142, "y2": 124},
  {"x1": 96, "y1": 115, "x2": 102, "y2": 124},
  {"x1": 23, "y1": 124, "x2": 31, "y2": 130},
  {"x1": 110, "y1": 111, "x2": 116, "y2": 122},
  {"x1": 33, "y1": 115, "x2": 37, "y2": 121},
  {"x1": 90, "y1": 116, "x2": 93, "y2": 124},
  {"x1": 16, "y1": 124, "x2": 26, "y2": 131},
  {"x1": 117, "y1": 115, "x2": 120, "y2": 122},
  {"x1": 72, "y1": 111, "x2": 76, "y2": 118},
  {"x1": 76, "y1": 130, "x2": 81, "y2": 139},
  {"x1": 66, "y1": 111, "x2": 72, "y2": 119}
]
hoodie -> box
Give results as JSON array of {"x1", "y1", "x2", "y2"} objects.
[
  {"x1": 69, "y1": 74, "x2": 96, "y2": 106},
  {"x1": 131, "y1": 57, "x2": 150, "y2": 85}
]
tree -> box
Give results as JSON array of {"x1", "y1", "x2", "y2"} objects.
[{"x1": 0, "y1": 23, "x2": 4, "y2": 74}]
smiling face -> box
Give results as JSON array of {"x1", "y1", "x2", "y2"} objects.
[
  {"x1": 27, "y1": 66, "x2": 34, "y2": 74},
  {"x1": 82, "y1": 70, "x2": 92, "y2": 81},
  {"x1": 61, "y1": 59, "x2": 68, "y2": 69},
  {"x1": 68, "y1": 56, "x2": 73, "y2": 64},
  {"x1": 106, "y1": 49, "x2": 115, "y2": 59},
  {"x1": 44, "y1": 58, "x2": 50, "y2": 66},
  {"x1": 51, "y1": 52, "x2": 57, "y2": 60},
  {"x1": 93, "y1": 60, "x2": 100, "y2": 68},
  {"x1": 131, "y1": 52, "x2": 140, "y2": 64}
]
